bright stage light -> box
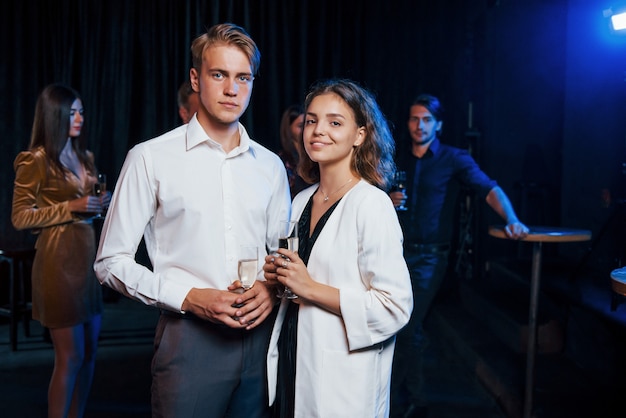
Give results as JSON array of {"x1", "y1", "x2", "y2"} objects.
[
  {"x1": 604, "y1": 5, "x2": 626, "y2": 33},
  {"x1": 611, "y1": 11, "x2": 626, "y2": 31}
]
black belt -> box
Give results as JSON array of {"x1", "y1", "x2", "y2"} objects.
[
  {"x1": 161, "y1": 309, "x2": 202, "y2": 321},
  {"x1": 403, "y1": 242, "x2": 450, "y2": 254},
  {"x1": 160, "y1": 309, "x2": 239, "y2": 331}
]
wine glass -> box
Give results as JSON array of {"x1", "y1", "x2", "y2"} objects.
[
  {"x1": 392, "y1": 171, "x2": 408, "y2": 211},
  {"x1": 93, "y1": 173, "x2": 107, "y2": 218},
  {"x1": 278, "y1": 220, "x2": 299, "y2": 299},
  {"x1": 237, "y1": 245, "x2": 258, "y2": 290}
]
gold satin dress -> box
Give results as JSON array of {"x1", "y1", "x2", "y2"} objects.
[{"x1": 11, "y1": 147, "x2": 103, "y2": 329}]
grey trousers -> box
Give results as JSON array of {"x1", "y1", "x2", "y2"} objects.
[{"x1": 151, "y1": 311, "x2": 275, "y2": 418}]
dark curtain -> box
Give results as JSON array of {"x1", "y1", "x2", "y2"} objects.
[{"x1": 0, "y1": 0, "x2": 486, "y2": 247}]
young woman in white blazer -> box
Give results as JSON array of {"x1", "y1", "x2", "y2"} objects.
[{"x1": 264, "y1": 79, "x2": 413, "y2": 418}]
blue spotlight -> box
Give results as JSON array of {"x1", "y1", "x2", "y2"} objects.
[
  {"x1": 611, "y1": 11, "x2": 626, "y2": 31},
  {"x1": 604, "y1": 5, "x2": 626, "y2": 32}
]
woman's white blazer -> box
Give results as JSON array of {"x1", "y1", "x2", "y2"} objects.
[{"x1": 267, "y1": 180, "x2": 413, "y2": 418}]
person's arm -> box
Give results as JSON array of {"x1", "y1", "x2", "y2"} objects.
[
  {"x1": 94, "y1": 147, "x2": 173, "y2": 310},
  {"x1": 389, "y1": 190, "x2": 407, "y2": 209},
  {"x1": 94, "y1": 145, "x2": 191, "y2": 311},
  {"x1": 268, "y1": 249, "x2": 341, "y2": 314},
  {"x1": 271, "y1": 188, "x2": 413, "y2": 350},
  {"x1": 93, "y1": 148, "x2": 249, "y2": 327},
  {"x1": 342, "y1": 189, "x2": 413, "y2": 349},
  {"x1": 485, "y1": 186, "x2": 529, "y2": 239},
  {"x1": 96, "y1": 143, "x2": 284, "y2": 329},
  {"x1": 12, "y1": 151, "x2": 100, "y2": 230}
]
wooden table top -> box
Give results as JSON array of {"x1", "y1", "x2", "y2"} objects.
[{"x1": 488, "y1": 225, "x2": 592, "y2": 243}]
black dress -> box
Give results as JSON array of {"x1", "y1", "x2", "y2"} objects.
[{"x1": 272, "y1": 193, "x2": 341, "y2": 418}]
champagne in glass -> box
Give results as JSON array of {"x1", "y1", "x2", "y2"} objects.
[
  {"x1": 238, "y1": 245, "x2": 258, "y2": 290},
  {"x1": 393, "y1": 171, "x2": 408, "y2": 211},
  {"x1": 279, "y1": 220, "x2": 299, "y2": 299},
  {"x1": 93, "y1": 173, "x2": 107, "y2": 218}
]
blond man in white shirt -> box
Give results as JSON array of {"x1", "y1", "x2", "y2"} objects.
[{"x1": 95, "y1": 23, "x2": 290, "y2": 418}]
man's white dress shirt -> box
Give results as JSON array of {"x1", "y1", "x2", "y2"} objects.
[{"x1": 94, "y1": 116, "x2": 291, "y2": 312}]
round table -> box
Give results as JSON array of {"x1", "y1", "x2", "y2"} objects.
[{"x1": 488, "y1": 226, "x2": 591, "y2": 418}]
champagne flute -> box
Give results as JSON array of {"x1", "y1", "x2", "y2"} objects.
[
  {"x1": 393, "y1": 171, "x2": 408, "y2": 211},
  {"x1": 93, "y1": 173, "x2": 107, "y2": 218},
  {"x1": 278, "y1": 220, "x2": 299, "y2": 299},
  {"x1": 238, "y1": 245, "x2": 258, "y2": 290}
]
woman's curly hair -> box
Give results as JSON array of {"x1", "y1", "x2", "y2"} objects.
[{"x1": 298, "y1": 78, "x2": 396, "y2": 190}]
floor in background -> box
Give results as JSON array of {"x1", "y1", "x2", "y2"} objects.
[
  {"x1": 0, "y1": 296, "x2": 156, "y2": 418},
  {"x1": 0, "y1": 293, "x2": 506, "y2": 418}
]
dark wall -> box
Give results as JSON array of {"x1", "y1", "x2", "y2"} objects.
[
  {"x1": 480, "y1": 1, "x2": 569, "y2": 259},
  {"x1": 0, "y1": 0, "x2": 479, "y2": 247},
  {"x1": 478, "y1": 0, "x2": 626, "y2": 271},
  {"x1": 561, "y1": 0, "x2": 626, "y2": 271},
  {"x1": 2, "y1": 0, "x2": 625, "y2": 275}
]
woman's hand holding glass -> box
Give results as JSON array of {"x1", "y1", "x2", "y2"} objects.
[
  {"x1": 92, "y1": 173, "x2": 111, "y2": 218},
  {"x1": 68, "y1": 174, "x2": 111, "y2": 217},
  {"x1": 277, "y1": 220, "x2": 299, "y2": 298},
  {"x1": 97, "y1": 191, "x2": 112, "y2": 216},
  {"x1": 67, "y1": 193, "x2": 111, "y2": 215},
  {"x1": 263, "y1": 248, "x2": 309, "y2": 302}
]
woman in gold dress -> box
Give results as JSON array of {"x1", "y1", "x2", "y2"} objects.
[{"x1": 11, "y1": 84, "x2": 110, "y2": 418}]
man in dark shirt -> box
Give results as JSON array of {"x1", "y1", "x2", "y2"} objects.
[{"x1": 389, "y1": 94, "x2": 528, "y2": 418}]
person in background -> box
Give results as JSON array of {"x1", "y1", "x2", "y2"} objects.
[
  {"x1": 177, "y1": 80, "x2": 201, "y2": 124},
  {"x1": 389, "y1": 93, "x2": 528, "y2": 418},
  {"x1": 94, "y1": 23, "x2": 290, "y2": 418},
  {"x1": 264, "y1": 79, "x2": 413, "y2": 418},
  {"x1": 11, "y1": 83, "x2": 111, "y2": 418},
  {"x1": 278, "y1": 104, "x2": 308, "y2": 198}
]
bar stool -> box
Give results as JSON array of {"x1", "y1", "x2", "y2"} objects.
[
  {"x1": 610, "y1": 266, "x2": 626, "y2": 311},
  {"x1": 0, "y1": 248, "x2": 36, "y2": 351}
]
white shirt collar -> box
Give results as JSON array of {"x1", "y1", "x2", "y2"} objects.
[{"x1": 185, "y1": 115, "x2": 256, "y2": 158}]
